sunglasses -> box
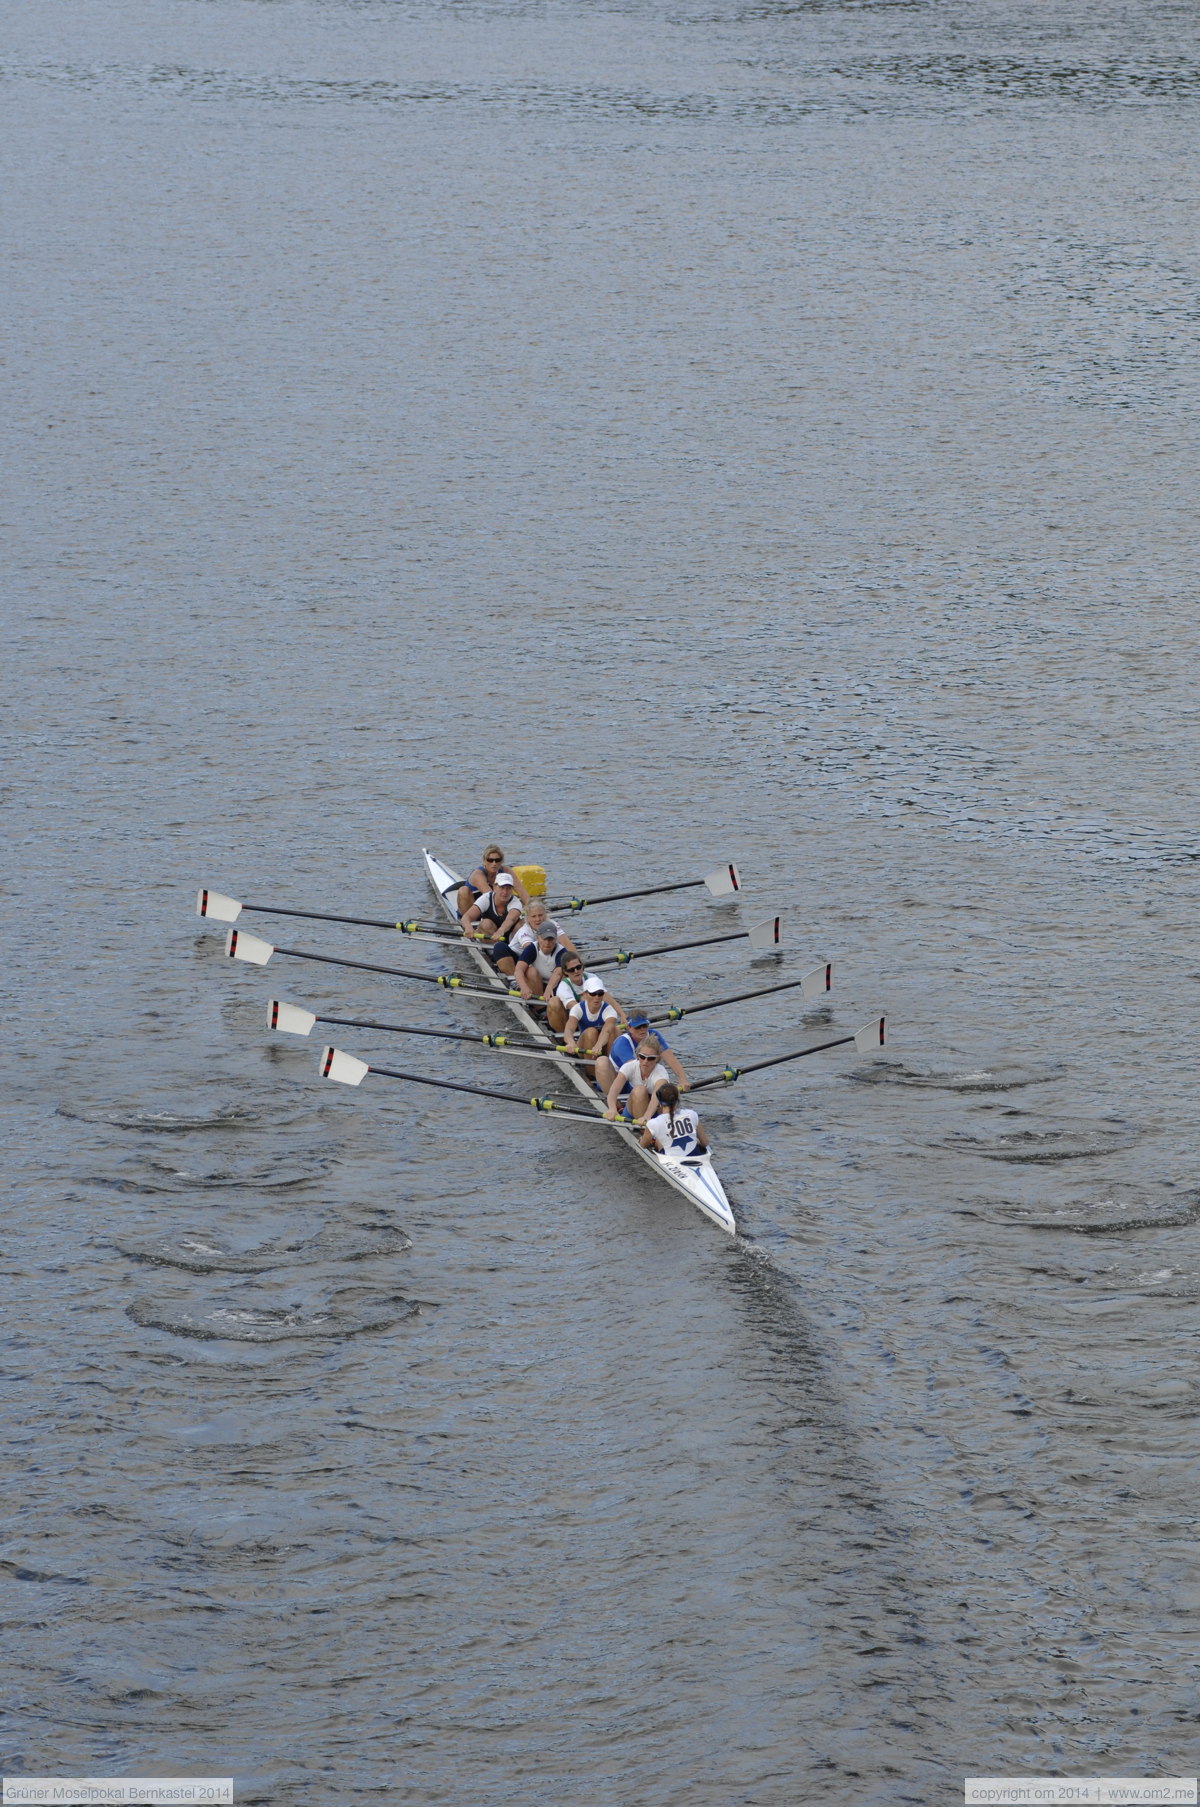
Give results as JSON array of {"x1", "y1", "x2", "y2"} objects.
[
  {"x1": 638, "y1": 1053, "x2": 657, "y2": 1063},
  {"x1": 564, "y1": 964, "x2": 583, "y2": 974}
]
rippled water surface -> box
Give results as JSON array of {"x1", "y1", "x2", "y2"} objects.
[{"x1": 4, "y1": 0, "x2": 1199, "y2": 1800}]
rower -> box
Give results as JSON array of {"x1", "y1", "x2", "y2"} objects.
[
  {"x1": 455, "y1": 847, "x2": 530, "y2": 920},
  {"x1": 510, "y1": 910, "x2": 577, "y2": 1003},
  {"x1": 595, "y1": 1008, "x2": 688, "y2": 1102},
  {"x1": 604, "y1": 1037, "x2": 673, "y2": 1123},
  {"x1": 640, "y1": 1083, "x2": 709, "y2": 1158},
  {"x1": 461, "y1": 871, "x2": 523, "y2": 973},
  {"x1": 563, "y1": 974, "x2": 622, "y2": 1059},
  {"x1": 545, "y1": 950, "x2": 587, "y2": 1034}
]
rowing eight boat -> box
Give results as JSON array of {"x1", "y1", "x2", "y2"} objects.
[{"x1": 423, "y1": 849, "x2": 738, "y2": 1236}]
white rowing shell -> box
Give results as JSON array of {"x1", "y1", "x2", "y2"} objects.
[{"x1": 423, "y1": 849, "x2": 737, "y2": 1236}]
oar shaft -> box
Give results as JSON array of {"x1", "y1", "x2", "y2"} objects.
[
  {"x1": 246, "y1": 902, "x2": 454, "y2": 939},
  {"x1": 557, "y1": 877, "x2": 701, "y2": 912},
  {"x1": 277, "y1": 944, "x2": 443, "y2": 985},
  {"x1": 369, "y1": 1065, "x2": 550, "y2": 1107},
  {"x1": 653, "y1": 973, "x2": 810, "y2": 1022},
  {"x1": 275, "y1": 942, "x2": 499, "y2": 998},
  {"x1": 590, "y1": 927, "x2": 749, "y2": 969},
  {"x1": 367, "y1": 1063, "x2": 625, "y2": 1123},
  {"x1": 317, "y1": 1014, "x2": 589, "y2": 1062},
  {"x1": 691, "y1": 1032, "x2": 855, "y2": 1089},
  {"x1": 245, "y1": 902, "x2": 401, "y2": 932}
]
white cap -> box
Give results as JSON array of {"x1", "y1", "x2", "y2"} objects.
[
  {"x1": 582, "y1": 973, "x2": 606, "y2": 994},
  {"x1": 494, "y1": 871, "x2": 515, "y2": 889}
]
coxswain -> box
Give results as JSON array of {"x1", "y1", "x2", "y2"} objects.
[
  {"x1": 640, "y1": 1083, "x2": 709, "y2": 1157},
  {"x1": 595, "y1": 1008, "x2": 688, "y2": 1102},
  {"x1": 461, "y1": 871, "x2": 523, "y2": 973},
  {"x1": 563, "y1": 974, "x2": 623, "y2": 1059},
  {"x1": 604, "y1": 1037, "x2": 673, "y2": 1122},
  {"x1": 455, "y1": 847, "x2": 530, "y2": 920}
]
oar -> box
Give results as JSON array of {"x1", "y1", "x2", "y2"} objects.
[
  {"x1": 198, "y1": 888, "x2": 454, "y2": 942},
  {"x1": 266, "y1": 999, "x2": 594, "y2": 1064},
  {"x1": 551, "y1": 863, "x2": 741, "y2": 914},
  {"x1": 318, "y1": 1047, "x2": 636, "y2": 1124},
  {"x1": 651, "y1": 963, "x2": 831, "y2": 1023},
  {"x1": 223, "y1": 928, "x2": 512, "y2": 1000},
  {"x1": 690, "y1": 1018, "x2": 887, "y2": 1089},
  {"x1": 589, "y1": 914, "x2": 782, "y2": 969}
]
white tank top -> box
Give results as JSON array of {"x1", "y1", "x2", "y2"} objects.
[{"x1": 646, "y1": 1107, "x2": 703, "y2": 1156}]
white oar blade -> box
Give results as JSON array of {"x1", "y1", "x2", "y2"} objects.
[
  {"x1": 703, "y1": 863, "x2": 741, "y2": 898},
  {"x1": 318, "y1": 1046, "x2": 369, "y2": 1087},
  {"x1": 747, "y1": 915, "x2": 783, "y2": 951},
  {"x1": 267, "y1": 999, "x2": 316, "y2": 1037},
  {"x1": 225, "y1": 927, "x2": 275, "y2": 965},
  {"x1": 801, "y1": 961, "x2": 833, "y2": 1001},
  {"x1": 854, "y1": 1017, "x2": 887, "y2": 1055},
  {"x1": 196, "y1": 887, "x2": 242, "y2": 922}
]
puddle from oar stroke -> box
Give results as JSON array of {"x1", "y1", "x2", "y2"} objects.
[
  {"x1": 1024, "y1": 1258, "x2": 1200, "y2": 1299},
  {"x1": 58, "y1": 1102, "x2": 263, "y2": 1133},
  {"x1": 961, "y1": 1184, "x2": 1200, "y2": 1233},
  {"x1": 939, "y1": 1118, "x2": 1138, "y2": 1161},
  {"x1": 847, "y1": 1060, "x2": 1060, "y2": 1092},
  {"x1": 0, "y1": 1558, "x2": 88, "y2": 1587},
  {"x1": 126, "y1": 1289, "x2": 420, "y2": 1342},
  {"x1": 113, "y1": 1223, "x2": 413, "y2": 1273},
  {"x1": 104, "y1": 1148, "x2": 337, "y2": 1191}
]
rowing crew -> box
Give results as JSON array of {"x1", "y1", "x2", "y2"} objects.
[{"x1": 454, "y1": 844, "x2": 710, "y2": 1156}]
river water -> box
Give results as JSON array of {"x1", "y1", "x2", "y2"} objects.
[{"x1": 3, "y1": 0, "x2": 1199, "y2": 1800}]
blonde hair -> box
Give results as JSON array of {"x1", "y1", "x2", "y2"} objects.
[
  {"x1": 524, "y1": 900, "x2": 547, "y2": 924},
  {"x1": 484, "y1": 844, "x2": 505, "y2": 861}
]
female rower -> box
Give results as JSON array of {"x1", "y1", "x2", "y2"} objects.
[
  {"x1": 545, "y1": 951, "x2": 587, "y2": 1034},
  {"x1": 511, "y1": 911, "x2": 577, "y2": 1002},
  {"x1": 604, "y1": 1038, "x2": 673, "y2": 1123},
  {"x1": 563, "y1": 974, "x2": 623, "y2": 1059},
  {"x1": 640, "y1": 1084, "x2": 709, "y2": 1158},
  {"x1": 461, "y1": 872, "x2": 523, "y2": 973},
  {"x1": 595, "y1": 1009, "x2": 688, "y2": 1101},
  {"x1": 455, "y1": 846, "x2": 530, "y2": 920},
  {"x1": 509, "y1": 899, "x2": 577, "y2": 963}
]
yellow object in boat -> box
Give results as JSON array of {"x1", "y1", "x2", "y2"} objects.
[{"x1": 511, "y1": 863, "x2": 546, "y2": 897}]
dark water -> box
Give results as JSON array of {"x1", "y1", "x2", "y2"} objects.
[{"x1": 4, "y1": 0, "x2": 1199, "y2": 1800}]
